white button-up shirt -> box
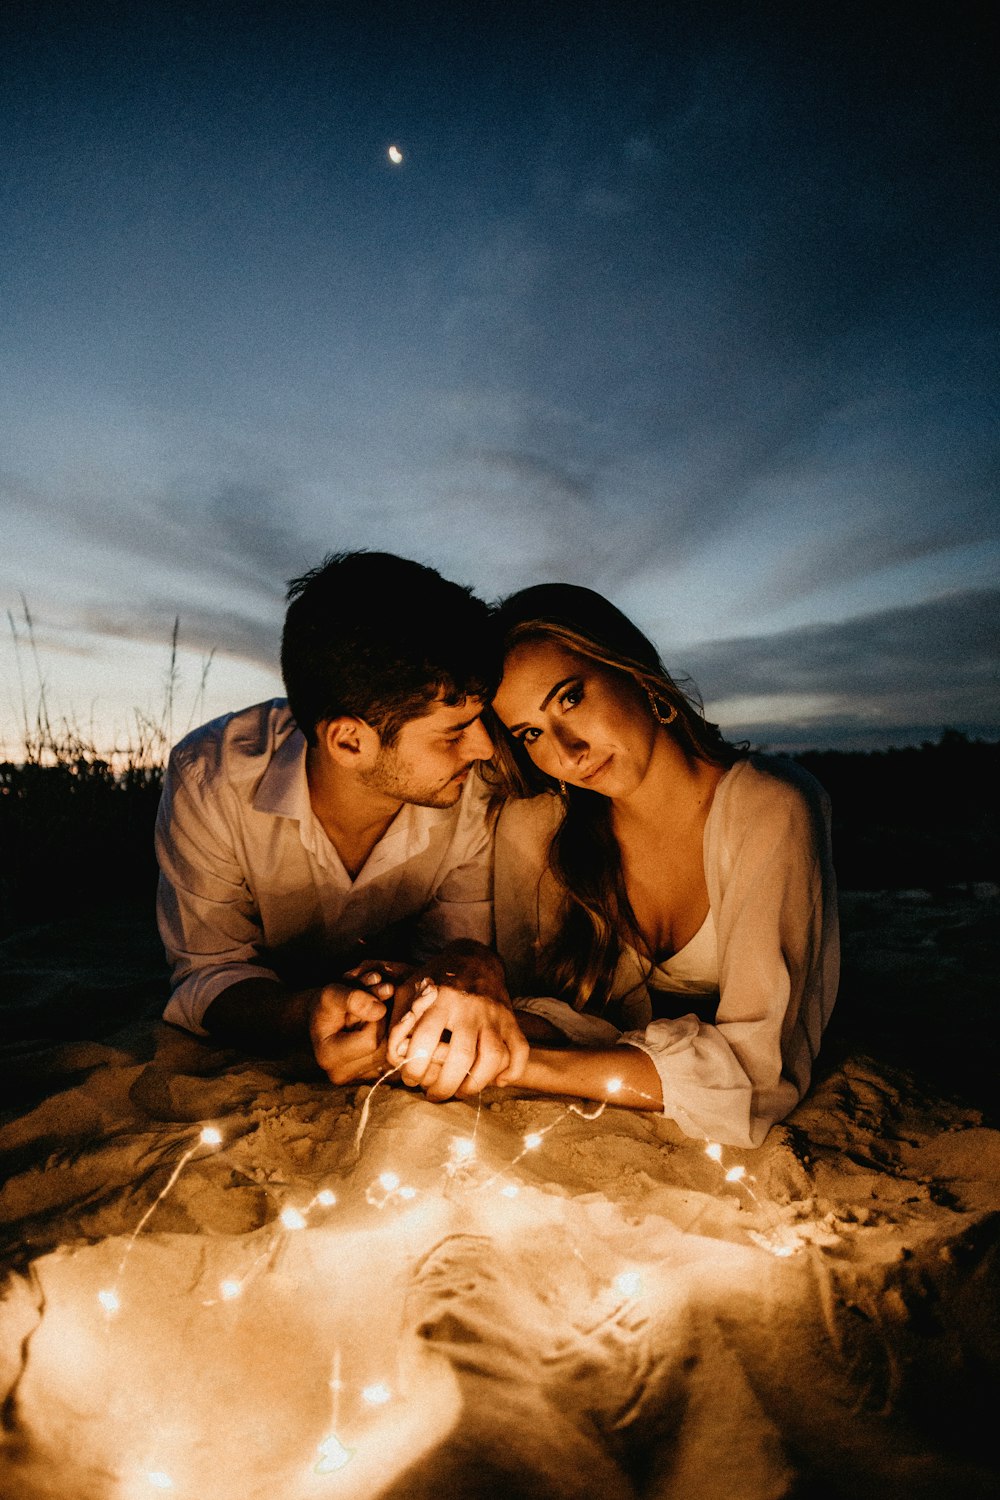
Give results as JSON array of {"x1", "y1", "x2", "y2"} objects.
[{"x1": 156, "y1": 700, "x2": 494, "y2": 1035}]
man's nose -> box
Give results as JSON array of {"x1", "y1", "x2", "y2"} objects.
[{"x1": 466, "y1": 717, "x2": 494, "y2": 760}]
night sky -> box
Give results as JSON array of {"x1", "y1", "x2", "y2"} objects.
[{"x1": 2, "y1": 0, "x2": 997, "y2": 755}]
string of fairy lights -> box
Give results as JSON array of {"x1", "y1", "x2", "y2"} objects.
[{"x1": 84, "y1": 1052, "x2": 800, "y2": 1492}]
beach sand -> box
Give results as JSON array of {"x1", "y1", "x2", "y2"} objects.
[{"x1": 1, "y1": 888, "x2": 998, "y2": 1499}]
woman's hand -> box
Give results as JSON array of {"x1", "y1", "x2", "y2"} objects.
[{"x1": 387, "y1": 950, "x2": 530, "y2": 1101}]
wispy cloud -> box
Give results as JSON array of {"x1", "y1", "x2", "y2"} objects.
[
  {"x1": 83, "y1": 598, "x2": 281, "y2": 668},
  {"x1": 2, "y1": 467, "x2": 311, "y2": 605},
  {"x1": 685, "y1": 587, "x2": 1000, "y2": 746}
]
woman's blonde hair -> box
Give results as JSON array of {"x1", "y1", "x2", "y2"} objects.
[{"x1": 488, "y1": 583, "x2": 742, "y2": 1013}]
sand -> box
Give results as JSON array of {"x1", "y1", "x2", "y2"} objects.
[{"x1": 1, "y1": 889, "x2": 998, "y2": 1499}]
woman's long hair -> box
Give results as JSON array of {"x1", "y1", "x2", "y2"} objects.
[{"x1": 487, "y1": 583, "x2": 743, "y2": 1014}]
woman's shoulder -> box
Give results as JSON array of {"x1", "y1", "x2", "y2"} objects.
[
  {"x1": 495, "y1": 791, "x2": 564, "y2": 847},
  {"x1": 715, "y1": 753, "x2": 831, "y2": 826}
]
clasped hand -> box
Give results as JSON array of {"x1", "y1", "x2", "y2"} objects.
[
  {"x1": 307, "y1": 976, "x2": 392, "y2": 1086},
  {"x1": 386, "y1": 970, "x2": 529, "y2": 1100},
  {"x1": 310, "y1": 952, "x2": 529, "y2": 1100}
]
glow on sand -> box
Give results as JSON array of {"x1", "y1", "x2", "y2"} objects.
[{"x1": 10, "y1": 1077, "x2": 813, "y2": 1498}]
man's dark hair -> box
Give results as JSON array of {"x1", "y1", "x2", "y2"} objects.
[{"x1": 281, "y1": 551, "x2": 498, "y2": 746}]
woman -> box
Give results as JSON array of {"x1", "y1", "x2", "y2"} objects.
[{"x1": 484, "y1": 583, "x2": 839, "y2": 1149}]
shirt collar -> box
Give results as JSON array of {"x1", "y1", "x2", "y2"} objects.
[
  {"x1": 253, "y1": 723, "x2": 312, "y2": 823},
  {"x1": 367, "y1": 797, "x2": 456, "y2": 865},
  {"x1": 251, "y1": 723, "x2": 460, "y2": 866}
]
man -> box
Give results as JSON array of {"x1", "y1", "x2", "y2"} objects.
[{"x1": 156, "y1": 550, "x2": 528, "y2": 1099}]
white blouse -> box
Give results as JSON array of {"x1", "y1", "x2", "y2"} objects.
[{"x1": 494, "y1": 756, "x2": 839, "y2": 1148}]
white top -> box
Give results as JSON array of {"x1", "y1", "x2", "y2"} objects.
[
  {"x1": 495, "y1": 756, "x2": 839, "y2": 1148},
  {"x1": 646, "y1": 909, "x2": 719, "y2": 995},
  {"x1": 156, "y1": 700, "x2": 494, "y2": 1035}
]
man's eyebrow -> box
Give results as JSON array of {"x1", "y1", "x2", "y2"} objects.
[
  {"x1": 441, "y1": 710, "x2": 483, "y2": 733},
  {"x1": 508, "y1": 676, "x2": 576, "y2": 735}
]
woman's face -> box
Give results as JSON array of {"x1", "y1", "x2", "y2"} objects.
[{"x1": 492, "y1": 639, "x2": 658, "y2": 799}]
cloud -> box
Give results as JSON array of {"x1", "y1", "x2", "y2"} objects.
[
  {"x1": 410, "y1": 447, "x2": 608, "y2": 597},
  {"x1": 682, "y1": 587, "x2": 1000, "y2": 747},
  {"x1": 461, "y1": 448, "x2": 593, "y2": 508},
  {"x1": 82, "y1": 598, "x2": 281, "y2": 671},
  {"x1": 2, "y1": 465, "x2": 312, "y2": 607}
]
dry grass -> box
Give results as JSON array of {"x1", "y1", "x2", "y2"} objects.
[
  {"x1": 0, "y1": 735, "x2": 163, "y2": 936},
  {"x1": 1, "y1": 606, "x2": 211, "y2": 935}
]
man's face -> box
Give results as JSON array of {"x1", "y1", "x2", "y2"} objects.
[{"x1": 361, "y1": 695, "x2": 494, "y2": 808}]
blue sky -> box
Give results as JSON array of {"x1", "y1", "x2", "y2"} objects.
[{"x1": 2, "y1": 1, "x2": 997, "y2": 755}]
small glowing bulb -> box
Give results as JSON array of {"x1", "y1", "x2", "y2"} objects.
[
  {"x1": 316, "y1": 1434, "x2": 354, "y2": 1474},
  {"x1": 200, "y1": 1126, "x2": 223, "y2": 1147},
  {"x1": 500, "y1": 1183, "x2": 520, "y2": 1199},
  {"x1": 725, "y1": 1165, "x2": 746, "y2": 1182},
  {"x1": 361, "y1": 1382, "x2": 392, "y2": 1405},
  {"x1": 379, "y1": 1171, "x2": 400, "y2": 1192},
  {"x1": 147, "y1": 1474, "x2": 174, "y2": 1491},
  {"x1": 98, "y1": 1289, "x2": 120, "y2": 1314},
  {"x1": 451, "y1": 1137, "x2": 475, "y2": 1162},
  {"x1": 705, "y1": 1142, "x2": 724, "y2": 1162},
  {"x1": 317, "y1": 1189, "x2": 337, "y2": 1207},
  {"x1": 280, "y1": 1207, "x2": 307, "y2": 1230},
  {"x1": 219, "y1": 1279, "x2": 242, "y2": 1300},
  {"x1": 388, "y1": 144, "x2": 403, "y2": 164},
  {"x1": 606, "y1": 1077, "x2": 623, "y2": 1095},
  {"x1": 412, "y1": 1047, "x2": 430, "y2": 1061},
  {"x1": 398, "y1": 1185, "x2": 417, "y2": 1200},
  {"x1": 614, "y1": 1271, "x2": 644, "y2": 1298},
  {"x1": 524, "y1": 1132, "x2": 543, "y2": 1150},
  {"x1": 773, "y1": 1245, "x2": 796, "y2": 1258}
]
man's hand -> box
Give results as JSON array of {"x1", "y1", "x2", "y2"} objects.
[
  {"x1": 308, "y1": 981, "x2": 388, "y2": 1086},
  {"x1": 342, "y1": 959, "x2": 413, "y2": 1008},
  {"x1": 386, "y1": 944, "x2": 530, "y2": 1101}
]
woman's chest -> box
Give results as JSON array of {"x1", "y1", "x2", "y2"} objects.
[{"x1": 617, "y1": 821, "x2": 709, "y2": 961}]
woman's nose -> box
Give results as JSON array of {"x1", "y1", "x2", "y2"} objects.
[{"x1": 552, "y1": 722, "x2": 587, "y2": 766}]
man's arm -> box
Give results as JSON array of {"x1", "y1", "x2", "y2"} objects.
[
  {"x1": 157, "y1": 744, "x2": 386, "y2": 1080},
  {"x1": 156, "y1": 746, "x2": 285, "y2": 1035}
]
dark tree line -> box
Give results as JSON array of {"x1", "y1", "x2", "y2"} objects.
[
  {"x1": 0, "y1": 757, "x2": 163, "y2": 936},
  {"x1": 795, "y1": 731, "x2": 999, "y2": 891}
]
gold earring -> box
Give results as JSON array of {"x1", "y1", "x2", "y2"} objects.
[
  {"x1": 559, "y1": 779, "x2": 568, "y2": 796},
  {"x1": 646, "y1": 688, "x2": 677, "y2": 726}
]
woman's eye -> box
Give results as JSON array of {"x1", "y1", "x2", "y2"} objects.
[
  {"x1": 560, "y1": 684, "x2": 583, "y2": 709},
  {"x1": 520, "y1": 727, "x2": 541, "y2": 746}
]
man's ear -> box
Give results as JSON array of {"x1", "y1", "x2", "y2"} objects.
[{"x1": 319, "y1": 716, "x2": 380, "y2": 766}]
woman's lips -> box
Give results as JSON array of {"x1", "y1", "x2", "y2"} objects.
[{"x1": 579, "y1": 755, "x2": 611, "y2": 784}]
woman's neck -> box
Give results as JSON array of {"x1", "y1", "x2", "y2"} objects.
[{"x1": 610, "y1": 732, "x2": 724, "y2": 838}]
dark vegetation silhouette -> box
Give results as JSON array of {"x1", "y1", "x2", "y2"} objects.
[
  {"x1": 1, "y1": 608, "x2": 208, "y2": 936},
  {"x1": 796, "y1": 730, "x2": 1000, "y2": 891},
  {"x1": 0, "y1": 749, "x2": 163, "y2": 936}
]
